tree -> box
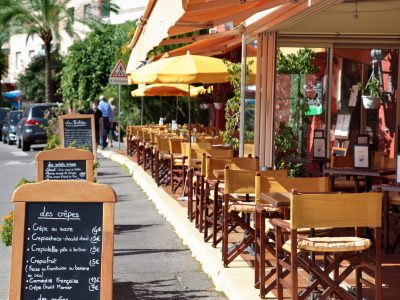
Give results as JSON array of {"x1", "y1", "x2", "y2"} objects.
[
  {"x1": 17, "y1": 52, "x2": 63, "y2": 103},
  {"x1": 61, "y1": 22, "x2": 134, "y2": 110},
  {"x1": 0, "y1": 23, "x2": 9, "y2": 105},
  {"x1": 0, "y1": 0, "x2": 74, "y2": 103}
]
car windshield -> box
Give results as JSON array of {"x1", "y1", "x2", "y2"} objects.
[
  {"x1": 0, "y1": 109, "x2": 9, "y2": 120},
  {"x1": 10, "y1": 112, "x2": 23, "y2": 124},
  {"x1": 31, "y1": 106, "x2": 52, "y2": 118}
]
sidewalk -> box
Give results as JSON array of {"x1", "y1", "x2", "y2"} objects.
[
  {"x1": 97, "y1": 155, "x2": 226, "y2": 299},
  {"x1": 100, "y1": 149, "x2": 262, "y2": 300}
]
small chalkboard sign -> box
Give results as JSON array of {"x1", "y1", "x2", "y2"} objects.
[
  {"x1": 59, "y1": 114, "x2": 96, "y2": 159},
  {"x1": 9, "y1": 181, "x2": 116, "y2": 300},
  {"x1": 36, "y1": 148, "x2": 94, "y2": 182}
]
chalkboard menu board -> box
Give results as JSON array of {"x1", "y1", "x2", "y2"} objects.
[
  {"x1": 9, "y1": 181, "x2": 116, "y2": 300},
  {"x1": 63, "y1": 118, "x2": 93, "y2": 153},
  {"x1": 36, "y1": 148, "x2": 94, "y2": 182},
  {"x1": 44, "y1": 160, "x2": 87, "y2": 180},
  {"x1": 22, "y1": 202, "x2": 103, "y2": 300}
]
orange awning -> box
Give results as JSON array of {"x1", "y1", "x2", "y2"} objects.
[{"x1": 127, "y1": 0, "x2": 289, "y2": 73}]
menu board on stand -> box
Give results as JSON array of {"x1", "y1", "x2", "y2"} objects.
[
  {"x1": 59, "y1": 114, "x2": 96, "y2": 159},
  {"x1": 36, "y1": 148, "x2": 94, "y2": 182},
  {"x1": 8, "y1": 181, "x2": 116, "y2": 300}
]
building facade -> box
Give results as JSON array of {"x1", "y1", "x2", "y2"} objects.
[{"x1": 1, "y1": 0, "x2": 146, "y2": 85}]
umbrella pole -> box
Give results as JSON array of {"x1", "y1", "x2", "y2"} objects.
[
  {"x1": 160, "y1": 96, "x2": 162, "y2": 120},
  {"x1": 176, "y1": 96, "x2": 178, "y2": 122},
  {"x1": 140, "y1": 96, "x2": 144, "y2": 125},
  {"x1": 188, "y1": 86, "x2": 191, "y2": 147},
  {"x1": 239, "y1": 33, "x2": 247, "y2": 157}
]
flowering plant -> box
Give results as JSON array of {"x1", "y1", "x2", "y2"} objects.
[{"x1": 0, "y1": 210, "x2": 13, "y2": 246}]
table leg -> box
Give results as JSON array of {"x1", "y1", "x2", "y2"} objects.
[{"x1": 383, "y1": 191, "x2": 389, "y2": 253}]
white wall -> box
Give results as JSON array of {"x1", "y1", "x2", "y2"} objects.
[{"x1": 2, "y1": 0, "x2": 145, "y2": 84}]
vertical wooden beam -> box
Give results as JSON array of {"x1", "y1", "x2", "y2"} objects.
[
  {"x1": 260, "y1": 33, "x2": 268, "y2": 166},
  {"x1": 396, "y1": 55, "x2": 400, "y2": 154},
  {"x1": 254, "y1": 33, "x2": 263, "y2": 159},
  {"x1": 264, "y1": 31, "x2": 277, "y2": 168},
  {"x1": 326, "y1": 46, "x2": 334, "y2": 157}
]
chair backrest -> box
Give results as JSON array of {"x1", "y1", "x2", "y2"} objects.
[
  {"x1": 290, "y1": 191, "x2": 382, "y2": 229},
  {"x1": 244, "y1": 143, "x2": 254, "y2": 157},
  {"x1": 169, "y1": 138, "x2": 183, "y2": 155},
  {"x1": 372, "y1": 151, "x2": 386, "y2": 169},
  {"x1": 255, "y1": 175, "x2": 330, "y2": 203},
  {"x1": 198, "y1": 150, "x2": 234, "y2": 176},
  {"x1": 205, "y1": 157, "x2": 260, "y2": 180},
  {"x1": 224, "y1": 168, "x2": 288, "y2": 195},
  {"x1": 181, "y1": 142, "x2": 212, "y2": 161},
  {"x1": 156, "y1": 136, "x2": 170, "y2": 153},
  {"x1": 330, "y1": 155, "x2": 353, "y2": 168},
  {"x1": 225, "y1": 157, "x2": 259, "y2": 170},
  {"x1": 381, "y1": 156, "x2": 395, "y2": 168},
  {"x1": 331, "y1": 147, "x2": 347, "y2": 156}
]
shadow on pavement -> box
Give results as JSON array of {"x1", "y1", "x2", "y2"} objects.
[
  {"x1": 113, "y1": 248, "x2": 188, "y2": 257},
  {"x1": 114, "y1": 224, "x2": 156, "y2": 234},
  {"x1": 113, "y1": 279, "x2": 218, "y2": 300}
]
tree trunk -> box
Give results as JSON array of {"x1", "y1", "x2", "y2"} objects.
[{"x1": 44, "y1": 41, "x2": 52, "y2": 103}]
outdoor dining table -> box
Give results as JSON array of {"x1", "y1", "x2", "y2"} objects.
[
  {"x1": 260, "y1": 192, "x2": 291, "y2": 219},
  {"x1": 323, "y1": 167, "x2": 396, "y2": 192}
]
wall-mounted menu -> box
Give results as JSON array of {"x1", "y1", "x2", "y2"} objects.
[
  {"x1": 44, "y1": 160, "x2": 87, "y2": 180},
  {"x1": 63, "y1": 118, "x2": 93, "y2": 153},
  {"x1": 21, "y1": 202, "x2": 103, "y2": 300}
]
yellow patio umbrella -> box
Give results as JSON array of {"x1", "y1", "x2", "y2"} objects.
[
  {"x1": 131, "y1": 83, "x2": 207, "y2": 97},
  {"x1": 129, "y1": 52, "x2": 229, "y2": 144},
  {"x1": 129, "y1": 52, "x2": 229, "y2": 85},
  {"x1": 131, "y1": 83, "x2": 210, "y2": 122}
]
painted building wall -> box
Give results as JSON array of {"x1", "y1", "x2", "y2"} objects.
[{"x1": 1, "y1": 0, "x2": 146, "y2": 84}]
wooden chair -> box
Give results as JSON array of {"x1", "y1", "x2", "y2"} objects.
[
  {"x1": 187, "y1": 149, "x2": 233, "y2": 223},
  {"x1": 272, "y1": 191, "x2": 382, "y2": 300},
  {"x1": 203, "y1": 156, "x2": 261, "y2": 246},
  {"x1": 244, "y1": 143, "x2": 254, "y2": 157},
  {"x1": 154, "y1": 136, "x2": 171, "y2": 186},
  {"x1": 254, "y1": 176, "x2": 330, "y2": 298},
  {"x1": 330, "y1": 155, "x2": 365, "y2": 192},
  {"x1": 169, "y1": 138, "x2": 185, "y2": 194},
  {"x1": 221, "y1": 168, "x2": 288, "y2": 267}
]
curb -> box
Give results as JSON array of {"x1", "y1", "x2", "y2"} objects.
[{"x1": 99, "y1": 150, "x2": 261, "y2": 300}]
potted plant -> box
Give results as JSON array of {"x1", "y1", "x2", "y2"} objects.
[{"x1": 359, "y1": 77, "x2": 382, "y2": 109}]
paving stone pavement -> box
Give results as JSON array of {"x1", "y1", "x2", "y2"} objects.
[{"x1": 97, "y1": 156, "x2": 227, "y2": 300}]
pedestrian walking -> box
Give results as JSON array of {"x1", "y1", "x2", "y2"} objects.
[
  {"x1": 108, "y1": 97, "x2": 117, "y2": 147},
  {"x1": 98, "y1": 95, "x2": 112, "y2": 149},
  {"x1": 87, "y1": 99, "x2": 103, "y2": 147}
]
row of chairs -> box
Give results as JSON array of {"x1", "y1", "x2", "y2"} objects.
[{"x1": 185, "y1": 155, "x2": 382, "y2": 299}]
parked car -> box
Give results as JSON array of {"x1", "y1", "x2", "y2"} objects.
[
  {"x1": 16, "y1": 103, "x2": 57, "y2": 151},
  {"x1": 2, "y1": 110, "x2": 23, "y2": 145},
  {"x1": 0, "y1": 107, "x2": 11, "y2": 141}
]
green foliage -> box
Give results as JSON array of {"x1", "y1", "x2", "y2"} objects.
[
  {"x1": 358, "y1": 77, "x2": 381, "y2": 98},
  {"x1": 277, "y1": 48, "x2": 319, "y2": 74},
  {"x1": 17, "y1": 52, "x2": 63, "y2": 103},
  {"x1": 274, "y1": 122, "x2": 306, "y2": 177},
  {"x1": 0, "y1": 0, "x2": 75, "y2": 102},
  {"x1": 61, "y1": 22, "x2": 135, "y2": 110},
  {"x1": 221, "y1": 62, "x2": 240, "y2": 149},
  {"x1": 44, "y1": 104, "x2": 67, "y2": 150},
  {"x1": 16, "y1": 177, "x2": 36, "y2": 188},
  {"x1": 0, "y1": 210, "x2": 13, "y2": 246}
]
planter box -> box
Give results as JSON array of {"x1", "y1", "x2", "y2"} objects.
[{"x1": 362, "y1": 95, "x2": 380, "y2": 109}]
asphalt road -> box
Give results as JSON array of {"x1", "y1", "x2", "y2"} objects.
[
  {"x1": 0, "y1": 141, "x2": 38, "y2": 299},
  {"x1": 0, "y1": 142, "x2": 226, "y2": 299}
]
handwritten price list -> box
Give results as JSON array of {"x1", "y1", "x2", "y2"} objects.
[
  {"x1": 22, "y1": 203, "x2": 103, "y2": 300},
  {"x1": 63, "y1": 119, "x2": 93, "y2": 153},
  {"x1": 43, "y1": 160, "x2": 87, "y2": 181}
]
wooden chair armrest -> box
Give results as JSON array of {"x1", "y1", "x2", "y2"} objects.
[
  {"x1": 255, "y1": 204, "x2": 267, "y2": 214},
  {"x1": 271, "y1": 218, "x2": 291, "y2": 230}
]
